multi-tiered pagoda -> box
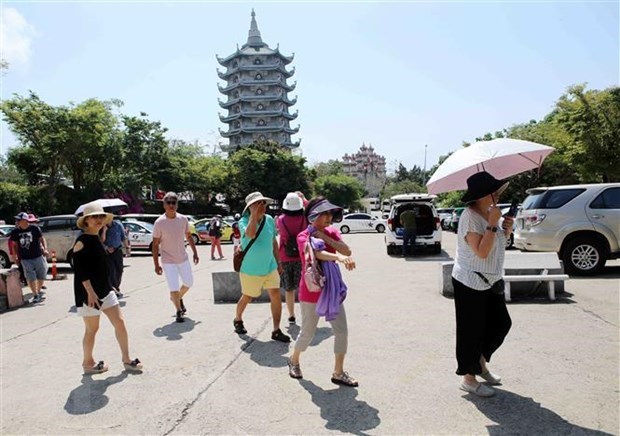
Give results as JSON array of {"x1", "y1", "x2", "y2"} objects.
[{"x1": 217, "y1": 10, "x2": 300, "y2": 152}]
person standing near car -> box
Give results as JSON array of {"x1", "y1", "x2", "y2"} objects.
[
  {"x1": 276, "y1": 192, "x2": 307, "y2": 324},
  {"x1": 451, "y1": 171, "x2": 514, "y2": 397},
  {"x1": 209, "y1": 215, "x2": 224, "y2": 260},
  {"x1": 9, "y1": 212, "x2": 48, "y2": 303},
  {"x1": 400, "y1": 208, "x2": 417, "y2": 256},
  {"x1": 101, "y1": 218, "x2": 131, "y2": 298},
  {"x1": 233, "y1": 192, "x2": 290, "y2": 343},
  {"x1": 152, "y1": 192, "x2": 200, "y2": 323}
]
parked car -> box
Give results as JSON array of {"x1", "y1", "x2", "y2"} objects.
[
  {"x1": 334, "y1": 213, "x2": 387, "y2": 234},
  {"x1": 436, "y1": 208, "x2": 455, "y2": 230},
  {"x1": 449, "y1": 207, "x2": 466, "y2": 232},
  {"x1": 193, "y1": 218, "x2": 234, "y2": 244},
  {"x1": 514, "y1": 183, "x2": 620, "y2": 275},
  {"x1": 0, "y1": 225, "x2": 15, "y2": 237},
  {"x1": 121, "y1": 220, "x2": 154, "y2": 251},
  {"x1": 385, "y1": 193, "x2": 442, "y2": 255}
]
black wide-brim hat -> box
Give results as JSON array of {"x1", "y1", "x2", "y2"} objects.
[{"x1": 461, "y1": 171, "x2": 510, "y2": 203}]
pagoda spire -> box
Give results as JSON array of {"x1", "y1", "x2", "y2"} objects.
[{"x1": 246, "y1": 9, "x2": 264, "y2": 47}]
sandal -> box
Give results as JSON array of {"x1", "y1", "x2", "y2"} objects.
[
  {"x1": 331, "y1": 371, "x2": 359, "y2": 387},
  {"x1": 123, "y1": 358, "x2": 143, "y2": 372},
  {"x1": 83, "y1": 361, "x2": 109, "y2": 375},
  {"x1": 287, "y1": 358, "x2": 303, "y2": 379}
]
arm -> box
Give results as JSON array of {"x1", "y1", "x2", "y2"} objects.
[
  {"x1": 73, "y1": 240, "x2": 100, "y2": 308},
  {"x1": 314, "y1": 230, "x2": 352, "y2": 256},
  {"x1": 273, "y1": 238, "x2": 282, "y2": 274},
  {"x1": 186, "y1": 230, "x2": 199, "y2": 264},
  {"x1": 315, "y1": 249, "x2": 356, "y2": 270},
  {"x1": 152, "y1": 237, "x2": 162, "y2": 274},
  {"x1": 245, "y1": 202, "x2": 266, "y2": 238},
  {"x1": 464, "y1": 207, "x2": 502, "y2": 259},
  {"x1": 40, "y1": 235, "x2": 49, "y2": 258}
]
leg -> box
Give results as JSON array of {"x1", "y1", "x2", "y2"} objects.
[
  {"x1": 285, "y1": 290, "x2": 296, "y2": 319},
  {"x1": 216, "y1": 239, "x2": 223, "y2": 258},
  {"x1": 292, "y1": 302, "x2": 320, "y2": 364},
  {"x1": 268, "y1": 288, "x2": 283, "y2": 331},
  {"x1": 481, "y1": 292, "x2": 512, "y2": 363},
  {"x1": 82, "y1": 315, "x2": 101, "y2": 367},
  {"x1": 102, "y1": 304, "x2": 131, "y2": 364},
  {"x1": 111, "y1": 250, "x2": 124, "y2": 290},
  {"x1": 211, "y1": 239, "x2": 216, "y2": 259},
  {"x1": 453, "y1": 278, "x2": 488, "y2": 378},
  {"x1": 235, "y1": 294, "x2": 253, "y2": 322},
  {"x1": 329, "y1": 305, "x2": 349, "y2": 374}
]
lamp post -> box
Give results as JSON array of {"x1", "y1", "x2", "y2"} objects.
[{"x1": 423, "y1": 144, "x2": 428, "y2": 185}]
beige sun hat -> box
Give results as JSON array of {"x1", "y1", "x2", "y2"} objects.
[
  {"x1": 77, "y1": 201, "x2": 113, "y2": 229},
  {"x1": 242, "y1": 191, "x2": 273, "y2": 215}
]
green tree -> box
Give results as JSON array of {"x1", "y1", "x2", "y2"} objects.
[
  {"x1": 313, "y1": 160, "x2": 344, "y2": 178},
  {"x1": 313, "y1": 174, "x2": 364, "y2": 210},
  {"x1": 381, "y1": 180, "x2": 425, "y2": 200}
]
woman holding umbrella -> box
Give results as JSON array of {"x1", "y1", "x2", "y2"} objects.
[{"x1": 451, "y1": 172, "x2": 514, "y2": 397}]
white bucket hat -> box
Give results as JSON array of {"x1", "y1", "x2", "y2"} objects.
[
  {"x1": 77, "y1": 201, "x2": 113, "y2": 229},
  {"x1": 243, "y1": 191, "x2": 273, "y2": 215},
  {"x1": 282, "y1": 192, "x2": 303, "y2": 211}
]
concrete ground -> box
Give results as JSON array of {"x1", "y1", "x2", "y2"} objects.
[{"x1": 1, "y1": 231, "x2": 618, "y2": 435}]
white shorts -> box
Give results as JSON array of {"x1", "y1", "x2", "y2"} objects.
[
  {"x1": 77, "y1": 291, "x2": 119, "y2": 317},
  {"x1": 162, "y1": 260, "x2": 194, "y2": 292}
]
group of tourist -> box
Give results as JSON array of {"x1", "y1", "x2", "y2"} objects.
[{"x1": 12, "y1": 170, "x2": 514, "y2": 396}]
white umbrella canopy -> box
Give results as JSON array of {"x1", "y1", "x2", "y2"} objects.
[
  {"x1": 426, "y1": 138, "x2": 555, "y2": 195},
  {"x1": 74, "y1": 198, "x2": 128, "y2": 216}
]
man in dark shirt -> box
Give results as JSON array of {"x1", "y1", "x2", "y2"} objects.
[
  {"x1": 9, "y1": 212, "x2": 49, "y2": 303},
  {"x1": 101, "y1": 219, "x2": 130, "y2": 298},
  {"x1": 400, "y1": 208, "x2": 418, "y2": 256}
]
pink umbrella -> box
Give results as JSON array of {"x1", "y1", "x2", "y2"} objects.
[{"x1": 426, "y1": 138, "x2": 554, "y2": 194}]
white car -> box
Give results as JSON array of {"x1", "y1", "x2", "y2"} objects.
[
  {"x1": 122, "y1": 220, "x2": 154, "y2": 251},
  {"x1": 334, "y1": 213, "x2": 387, "y2": 234},
  {"x1": 384, "y1": 193, "x2": 442, "y2": 255}
]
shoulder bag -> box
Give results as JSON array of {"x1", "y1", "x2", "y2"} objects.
[{"x1": 233, "y1": 218, "x2": 266, "y2": 272}]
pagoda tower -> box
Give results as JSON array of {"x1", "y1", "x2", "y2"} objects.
[
  {"x1": 217, "y1": 10, "x2": 300, "y2": 152},
  {"x1": 342, "y1": 143, "x2": 387, "y2": 196}
]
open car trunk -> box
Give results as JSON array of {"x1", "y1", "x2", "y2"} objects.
[{"x1": 394, "y1": 203, "x2": 435, "y2": 236}]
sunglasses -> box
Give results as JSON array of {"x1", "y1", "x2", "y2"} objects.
[
  {"x1": 90, "y1": 214, "x2": 107, "y2": 219},
  {"x1": 165, "y1": 201, "x2": 178, "y2": 205}
]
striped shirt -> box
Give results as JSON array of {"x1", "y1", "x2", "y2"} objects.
[{"x1": 452, "y1": 207, "x2": 506, "y2": 291}]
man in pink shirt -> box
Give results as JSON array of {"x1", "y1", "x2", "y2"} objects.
[{"x1": 152, "y1": 192, "x2": 199, "y2": 323}]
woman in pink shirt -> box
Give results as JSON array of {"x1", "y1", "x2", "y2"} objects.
[{"x1": 287, "y1": 197, "x2": 358, "y2": 387}]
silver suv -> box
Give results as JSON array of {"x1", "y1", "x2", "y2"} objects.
[{"x1": 514, "y1": 183, "x2": 620, "y2": 275}]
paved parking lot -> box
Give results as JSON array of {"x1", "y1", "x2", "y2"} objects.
[{"x1": 1, "y1": 232, "x2": 618, "y2": 434}]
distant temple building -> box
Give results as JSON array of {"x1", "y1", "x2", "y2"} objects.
[
  {"x1": 217, "y1": 10, "x2": 300, "y2": 152},
  {"x1": 342, "y1": 143, "x2": 387, "y2": 196}
]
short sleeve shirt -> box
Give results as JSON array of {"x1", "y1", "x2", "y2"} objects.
[
  {"x1": 153, "y1": 214, "x2": 189, "y2": 264},
  {"x1": 452, "y1": 207, "x2": 506, "y2": 290},
  {"x1": 9, "y1": 225, "x2": 43, "y2": 260},
  {"x1": 276, "y1": 214, "x2": 306, "y2": 263},
  {"x1": 239, "y1": 214, "x2": 277, "y2": 276},
  {"x1": 297, "y1": 226, "x2": 341, "y2": 304}
]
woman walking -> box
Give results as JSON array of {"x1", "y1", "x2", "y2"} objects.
[
  {"x1": 452, "y1": 172, "x2": 514, "y2": 397},
  {"x1": 287, "y1": 196, "x2": 358, "y2": 387},
  {"x1": 209, "y1": 215, "x2": 224, "y2": 260},
  {"x1": 276, "y1": 192, "x2": 307, "y2": 324},
  {"x1": 73, "y1": 202, "x2": 142, "y2": 374}
]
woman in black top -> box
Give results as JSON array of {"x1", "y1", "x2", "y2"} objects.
[{"x1": 74, "y1": 202, "x2": 142, "y2": 374}]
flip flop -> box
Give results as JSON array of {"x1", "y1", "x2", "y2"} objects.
[
  {"x1": 123, "y1": 358, "x2": 143, "y2": 372},
  {"x1": 83, "y1": 361, "x2": 109, "y2": 375}
]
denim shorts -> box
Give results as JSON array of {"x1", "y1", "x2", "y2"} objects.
[{"x1": 21, "y1": 256, "x2": 48, "y2": 282}]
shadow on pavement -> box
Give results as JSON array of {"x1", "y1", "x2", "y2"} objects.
[
  {"x1": 153, "y1": 318, "x2": 201, "y2": 340},
  {"x1": 64, "y1": 372, "x2": 129, "y2": 415},
  {"x1": 465, "y1": 388, "x2": 613, "y2": 435},
  {"x1": 240, "y1": 336, "x2": 289, "y2": 368},
  {"x1": 299, "y1": 379, "x2": 381, "y2": 435}
]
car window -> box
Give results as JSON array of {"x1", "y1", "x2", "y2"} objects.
[
  {"x1": 41, "y1": 218, "x2": 74, "y2": 232},
  {"x1": 590, "y1": 187, "x2": 620, "y2": 209},
  {"x1": 523, "y1": 189, "x2": 585, "y2": 210}
]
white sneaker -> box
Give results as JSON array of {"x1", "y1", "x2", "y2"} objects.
[
  {"x1": 480, "y1": 370, "x2": 502, "y2": 385},
  {"x1": 460, "y1": 382, "x2": 495, "y2": 397}
]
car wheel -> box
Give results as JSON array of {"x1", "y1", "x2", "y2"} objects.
[
  {"x1": 376, "y1": 224, "x2": 385, "y2": 233},
  {"x1": 0, "y1": 251, "x2": 11, "y2": 268},
  {"x1": 340, "y1": 225, "x2": 350, "y2": 234},
  {"x1": 191, "y1": 234, "x2": 199, "y2": 245},
  {"x1": 562, "y1": 236, "x2": 606, "y2": 276},
  {"x1": 386, "y1": 245, "x2": 397, "y2": 255},
  {"x1": 432, "y1": 244, "x2": 442, "y2": 255}
]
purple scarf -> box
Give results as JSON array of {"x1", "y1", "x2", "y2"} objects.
[{"x1": 311, "y1": 237, "x2": 348, "y2": 321}]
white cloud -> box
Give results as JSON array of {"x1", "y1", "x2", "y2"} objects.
[{"x1": 1, "y1": 7, "x2": 37, "y2": 66}]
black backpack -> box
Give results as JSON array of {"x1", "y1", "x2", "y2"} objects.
[{"x1": 281, "y1": 219, "x2": 302, "y2": 258}]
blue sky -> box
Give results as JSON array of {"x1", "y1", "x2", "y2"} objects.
[{"x1": 1, "y1": 1, "x2": 618, "y2": 173}]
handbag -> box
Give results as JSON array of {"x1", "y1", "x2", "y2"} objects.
[
  {"x1": 233, "y1": 218, "x2": 265, "y2": 272},
  {"x1": 303, "y1": 237, "x2": 325, "y2": 293},
  {"x1": 281, "y1": 219, "x2": 302, "y2": 258},
  {"x1": 474, "y1": 271, "x2": 505, "y2": 295}
]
